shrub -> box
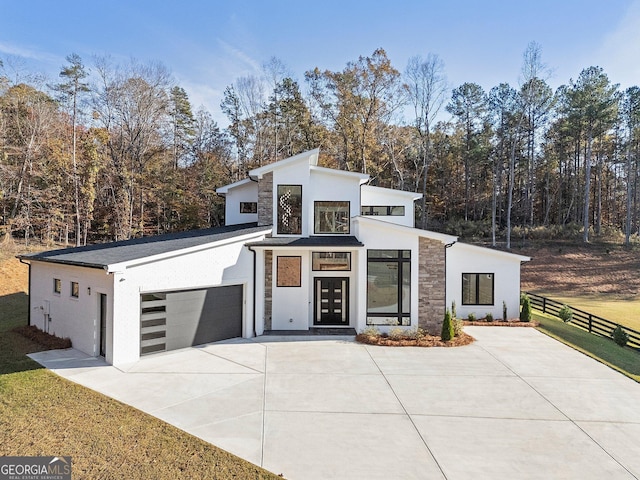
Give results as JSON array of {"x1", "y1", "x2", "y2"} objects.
[
  {"x1": 467, "y1": 312, "x2": 476, "y2": 322},
  {"x1": 451, "y1": 300, "x2": 457, "y2": 319},
  {"x1": 388, "y1": 327, "x2": 406, "y2": 341},
  {"x1": 503, "y1": 301, "x2": 508, "y2": 322},
  {"x1": 612, "y1": 326, "x2": 629, "y2": 347},
  {"x1": 558, "y1": 304, "x2": 573, "y2": 323},
  {"x1": 452, "y1": 318, "x2": 464, "y2": 337},
  {"x1": 361, "y1": 326, "x2": 380, "y2": 337},
  {"x1": 485, "y1": 312, "x2": 493, "y2": 322},
  {"x1": 441, "y1": 309, "x2": 454, "y2": 341},
  {"x1": 520, "y1": 294, "x2": 532, "y2": 322}
]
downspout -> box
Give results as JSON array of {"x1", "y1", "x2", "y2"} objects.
[
  {"x1": 18, "y1": 257, "x2": 31, "y2": 326},
  {"x1": 444, "y1": 241, "x2": 457, "y2": 315},
  {"x1": 247, "y1": 245, "x2": 257, "y2": 337}
]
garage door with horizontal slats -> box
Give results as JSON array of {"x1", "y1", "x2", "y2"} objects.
[{"x1": 140, "y1": 285, "x2": 243, "y2": 356}]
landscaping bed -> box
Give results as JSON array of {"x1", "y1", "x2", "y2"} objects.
[
  {"x1": 356, "y1": 329, "x2": 475, "y2": 347},
  {"x1": 463, "y1": 320, "x2": 539, "y2": 327}
]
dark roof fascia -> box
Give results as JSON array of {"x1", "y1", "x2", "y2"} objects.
[
  {"x1": 246, "y1": 236, "x2": 364, "y2": 248},
  {"x1": 16, "y1": 254, "x2": 107, "y2": 270}
]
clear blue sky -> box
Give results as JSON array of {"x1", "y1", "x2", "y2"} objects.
[{"x1": 1, "y1": 0, "x2": 638, "y2": 125}]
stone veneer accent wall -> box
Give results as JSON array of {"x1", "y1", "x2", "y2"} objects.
[
  {"x1": 418, "y1": 237, "x2": 446, "y2": 334},
  {"x1": 258, "y1": 172, "x2": 273, "y2": 226},
  {"x1": 264, "y1": 250, "x2": 273, "y2": 330}
]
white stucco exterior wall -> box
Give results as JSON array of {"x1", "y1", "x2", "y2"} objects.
[
  {"x1": 446, "y1": 243, "x2": 529, "y2": 321},
  {"x1": 28, "y1": 262, "x2": 114, "y2": 362},
  {"x1": 360, "y1": 185, "x2": 420, "y2": 228},
  {"x1": 108, "y1": 232, "x2": 266, "y2": 366},
  {"x1": 223, "y1": 180, "x2": 258, "y2": 225}
]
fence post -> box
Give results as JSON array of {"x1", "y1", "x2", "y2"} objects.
[
  {"x1": 543, "y1": 297, "x2": 546, "y2": 313},
  {"x1": 588, "y1": 314, "x2": 592, "y2": 333}
]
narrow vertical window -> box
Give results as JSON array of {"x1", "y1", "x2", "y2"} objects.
[
  {"x1": 277, "y1": 185, "x2": 302, "y2": 234},
  {"x1": 53, "y1": 278, "x2": 61, "y2": 294},
  {"x1": 71, "y1": 281, "x2": 79, "y2": 298}
]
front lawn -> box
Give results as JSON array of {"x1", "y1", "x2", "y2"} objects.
[
  {"x1": 535, "y1": 312, "x2": 640, "y2": 382},
  {"x1": 0, "y1": 254, "x2": 282, "y2": 479}
]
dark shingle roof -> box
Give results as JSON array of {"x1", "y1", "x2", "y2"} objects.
[
  {"x1": 246, "y1": 236, "x2": 363, "y2": 248},
  {"x1": 19, "y1": 223, "x2": 270, "y2": 269}
]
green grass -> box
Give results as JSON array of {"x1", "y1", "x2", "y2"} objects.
[
  {"x1": 0, "y1": 291, "x2": 282, "y2": 479},
  {"x1": 533, "y1": 292, "x2": 640, "y2": 332},
  {"x1": 535, "y1": 312, "x2": 640, "y2": 382}
]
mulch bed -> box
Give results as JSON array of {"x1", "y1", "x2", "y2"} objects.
[
  {"x1": 463, "y1": 320, "x2": 539, "y2": 327},
  {"x1": 355, "y1": 332, "x2": 475, "y2": 347},
  {"x1": 12, "y1": 325, "x2": 72, "y2": 350}
]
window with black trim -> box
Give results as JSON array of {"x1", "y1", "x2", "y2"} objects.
[
  {"x1": 277, "y1": 185, "x2": 302, "y2": 234},
  {"x1": 312, "y1": 252, "x2": 351, "y2": 271},
  {"x1": 240, "y1": 202, "x2": 257, "y2": 213},
  {"x1": 71, "y1": 281, "x2": 79, "y2": 298},
  {"x1": 366, "y1": 250, "x2": 411, "y2": 325},
  {"x1": 462, "y1": 273, "x2": 494, "y2": 305},
  {"x1": 53, "y1": 278, "x2": 61, "y2": 294},
  {"x1": 314, "y1": 201, "x2": 350, "y2": 234},
  {"x1": 361, "y1": 206, "x2": 405, "y2": 216}
]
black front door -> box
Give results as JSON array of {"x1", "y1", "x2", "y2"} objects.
[{"x1": 314, "y1": 277, "x2": 349, "y2": 326}]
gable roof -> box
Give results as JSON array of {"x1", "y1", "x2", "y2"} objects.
[
  {"x1": 19, "y1": 223, "x2": 270, "y2": 270},
  {"x1": 249, "y1": 148, "x2": 320, "y2": 179}
]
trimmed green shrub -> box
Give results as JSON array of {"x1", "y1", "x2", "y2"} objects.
[
  {"x1": 467, "y1": 312, "x2": 476, "y2": 322},
  {"x1": 558, "y1": 304, "x2": 573, "y2": 323},
  {"x1": 485, "y1": 312, "x2": 493, "y2": 322},
  {"x1": 520, "y1": 294, "x2": 532, "y2": 322},
  {"x1": 503, "y1": 301, "x2": 508, "y2": 322},
  {"x1": 441, "y1": 309, "x2": 454, "y2": 341},
  {"x1": 612, "y1": 326, "x2": 629, "y2": 347}
]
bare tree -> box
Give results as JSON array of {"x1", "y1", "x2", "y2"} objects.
[{"x1": 405, "y1": 54, "x2": 448, "y2": 228}]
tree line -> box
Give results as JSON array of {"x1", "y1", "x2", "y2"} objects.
[{"x1": 1, "y1": 43, "x2": 639, "y2": 248}]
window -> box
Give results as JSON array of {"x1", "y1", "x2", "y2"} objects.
[
  {"x1": 361, "y1": 206, "x2": 405, "y2": 216},
  {"x1": 312, "y1": 252, "x2": 351, "y2": 271},
  {"x1": 53, "y1": 278, "x2": 61, "y2": 294},
  {"x1": 70, "y1": 281, "x2": 79, "y2": 298},
  {"x1": 240, "y1": 202, "x2": 257, "y2": 214},
  {"x1": 462, "y1": 273, "x2": 494, "y2": 305},
  {"x1": 277, "y1": 185, "x2": 302, "y2": 234},
  {"x1": 366, "y1": 250, "x2": 411, "y2": 325},
  {"x1": 314, "y1": 201, "x2": 350, "y2": 234},
  {"x1": 277, "y1": 256, "x2": 302, "y2": 287}
]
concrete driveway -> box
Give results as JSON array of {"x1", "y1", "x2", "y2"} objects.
[{"x1": 30, "y1": 327, "x2": 640, "y2": 479}]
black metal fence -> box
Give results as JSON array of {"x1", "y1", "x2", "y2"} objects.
[{"x1": 525, "y1": 292, "x2": 640, "y2": 351}]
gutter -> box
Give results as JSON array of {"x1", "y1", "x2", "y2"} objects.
[
  {"x1": 18, "y1": 257, "x2": 31, "y2": 326},
  {"x1": 247, "y1": 245, "x2": 257, "y2": 338},
  {"x1": 444, "y1": 241, "x2": 457, "y2": 316}
]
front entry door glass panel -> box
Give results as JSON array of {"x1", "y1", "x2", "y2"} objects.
[{"x1": 314, "y1": 277, "x2": 349, "y2": 326}]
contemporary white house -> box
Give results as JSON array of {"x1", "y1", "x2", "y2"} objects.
[{"x1": 20, "y1": 148, "x2": 529, "y2": 366}]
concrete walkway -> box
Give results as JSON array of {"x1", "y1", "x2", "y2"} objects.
[{"x1": 30, "y1": 327, "x2": 640, "y2": 480}]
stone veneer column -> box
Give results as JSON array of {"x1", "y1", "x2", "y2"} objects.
[
  {"x1": 418, "y1": 237, "x2": 446, "y2": 334},
  {"x1": 264, "y1": 250, "x2": 273, "y2": 331},
  {"x1": 258, "y1": 172, "x2": 273, "y2": 227}
]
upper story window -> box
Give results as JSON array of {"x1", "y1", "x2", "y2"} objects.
[
  {"x1": 462, "y1": 273, "x2": 494, "y2": 305},
  {"x1": 314, "y1": 201, "x2": 350, "y2": 234},
  {"x1": 277, "y1": 185, "x2": 302, "y2": 235},
  {"x1": 240, "y1": 202, "x2": 257, "y2": 214},
  {"x1": 53, "y1": 278, "x2": 61, "y2": 294},
  {"x1": 71, "y1": 281, "x2": 79, "y2": 298},
  {"x1": 361, "y1": 206, "x2": 405, "y2": 216}
]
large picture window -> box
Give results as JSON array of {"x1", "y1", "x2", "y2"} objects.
[
  {"x1": 277, "y1": 185, "x2": 302, "y2": 234},
  {"x1": 462, "y1": 273, "x2": 494, "y2": 305},
  {"x1": 366, "y1": 250, "x2": 411, "y2": 325},
  {"x1": 314, "y1": 201, "x2": 350, "y2": 234}
]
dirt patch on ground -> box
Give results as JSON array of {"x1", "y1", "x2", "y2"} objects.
[
  {"x1": 356, "y1": 332, "x2": 475, "y2": 347},
  {"x1": 514, "y1": 242, "x2": 640, "y2": 298}
]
